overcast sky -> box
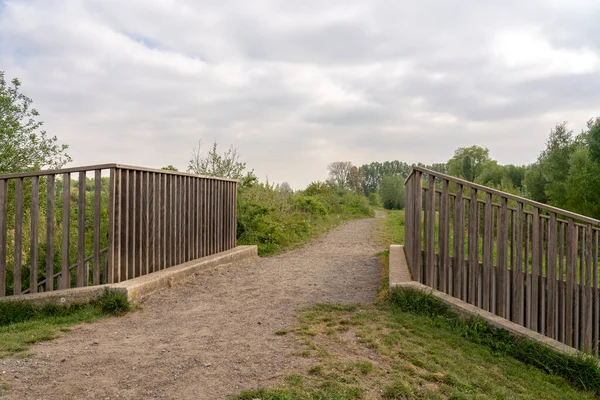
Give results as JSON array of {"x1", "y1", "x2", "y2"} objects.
[{"x1": 1, "y1": 0, "x2": 600, "y2": 188}]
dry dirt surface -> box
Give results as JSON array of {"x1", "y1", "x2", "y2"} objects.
[{"x1": 1, "y1": 217, "x2": 384, "y2": 400}]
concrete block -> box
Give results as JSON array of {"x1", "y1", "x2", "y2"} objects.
[{"x1": 389, "y1": 244, "x2": 412, "y2": 292}]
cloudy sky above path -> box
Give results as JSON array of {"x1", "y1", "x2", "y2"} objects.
[{"x1": 2, "y1": 0, "x2": 600, "y2": 188}]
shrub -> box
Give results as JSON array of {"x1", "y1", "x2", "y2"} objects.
[{"x1": 380, "y1": 175, "x2": 405, "y2": 210}]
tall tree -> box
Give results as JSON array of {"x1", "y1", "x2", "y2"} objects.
[
  {"x1": 0, "y1": 71, "x2": 71, "y2": 173},
  {"x1": 447, "y1": 146, "x2": 490, "y2": 182},
  {"x1": 327, "y1": 161, "x2": 353, "y2": 189}
]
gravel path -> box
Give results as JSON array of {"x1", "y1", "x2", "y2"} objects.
[{"x1": 1, "y1": 216, "x2": 384, "y2": 399}]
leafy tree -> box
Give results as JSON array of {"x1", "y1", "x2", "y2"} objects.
[
  {"x1": 379, "y1": 175, "x2": 405, "y2": 210},
  {"x1": 586, "y1": 117, "x2": 600, "y2": 166},
  {"x1": 563, "y1": 147, "x2": 600, "y2": 218},
  {"x1": 523, "y1": 162, "x2": 548, "y2": 203},
  {"x1": 187, "y1": 140, "x2": 252, "y2": 180},
  {"x1": 161, "y1": 165, "x2": 178, "y2": 171},
  {"x1": 360, "y1": 160, "x2": 412, "y2": 195},
  {"x1": 447, "y1": 146, "x2": 490, "y2": 182},
  {"x1": 327, "y1": 161, "x2": 353, "y2": 189},
  {"x1": 0, "y1": 71, "x2": 71, "y2": 173},
  {"x1": 347, "y1": 166, "x2": 364, "y2": 194}
]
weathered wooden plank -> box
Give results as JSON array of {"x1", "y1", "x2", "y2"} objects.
[
  {"x1": 60, "y1": 173, "x2": 71, "y2": 289},
  {"x1": 540, "y1": 218, "x2": 546, "y2": 334},
  {"x1": 201, "y1": 178, "x2": 206, "y2": 257},
  {"x1": 121, "y1": 170, "x2": 130, "y2": 281},
  {"x1": 233, "y1": 181, "x2": 237, "y2": 248},
  {"x1": 583, "y1": 224, "x2": 593, "y2": 351},
  {"x1": 0, "y1": 180, "x2": 7, "y2": 296},
  {"x1": 496, "y1": 197, "x2": 509, "y2": 318},
  {"x1": 13, "y1": 178, "x2": 24, "y2": 295},
  {"x1": 93, "y1": 170, "x2": 101, "y2": 286},
  {"x1": 149, "y1": 172, "x2": 155, "y2": 273},
  {"x1": 413, "y1": 171, "x2": 423, "y2": 282},
  {"x1": 531, "y1": 208, "x2": 541, "y2": 332},
  {"x1": 558, "y1": 221, "x2": 566, "y2": 343},
  {"x1": 525, "y1": 213, "x2": 532, "y2": 329},
  {"x1": 482, "y1": 192, "x2": 493, "y2": 311},
  {"x1": 30, "y1": 176, "x2": 39, "y2": 292},
  {"x1": 574, "y1": 226, "x2": 584, "y2": 349},
  {"x1": 138, "y1": 171, "x2": 145, "y2": 276},
  {"x1": 546, "y1": 213, "x2": 557, "y2": 339},
  {"x1": 108, "y1": 168, "x2": 116, "y2": 283},
  {"x1": 594, "y1": 230, "x2": 599, "y2": 354},
  {"x1": 77, "y1": 171, "x2": 86, "y2": 287},
  {"x1": 566, "y1": 218, "x2": 577, "y2": 347},
  {"x1": 404, "y1": 175, "x2": 414, "y2": 271},
  {"x1": 46, "y1": 175, "x2": 56, "y2": 291},
  {"x1": 468, "y1": 189, "x2": 478, "y2": 305},
  {"x1": 438, "y1": 180, "x2": 449, "y2": 293},
  {"x1": 453, "y1": 184, "x2": 464, "y2": 300},
  {"x1": 513, "y1": 202, "x2": 524, "y2": 325},
  {"x1": 425, "y1": 178, "x2": 436, "y2": 287}
]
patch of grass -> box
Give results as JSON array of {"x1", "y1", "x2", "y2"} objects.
[
  {"x1": 391, "y1": 287, "x2": 600, "y2": 395},
  {"x1": 0, "y1": 289, "x2": 130, "y2": 358},
  {"x1": 230, "y1": 298, "x2": 599, "y2": 399}
]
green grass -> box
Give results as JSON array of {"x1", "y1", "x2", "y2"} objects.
[
  {"x1": 232, "y1": 300, "x2": 599, "y2": 399},
  {"x1": 0, "y1": 289, "x2": 130, "y2": 358}
]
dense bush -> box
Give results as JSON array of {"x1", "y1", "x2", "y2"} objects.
[
  {"x1": 380, "y1": 175, "x2": 405, "y2": 210},
  {"x1": 237, "y1": 182, "x2": 373, "y2": 255}
]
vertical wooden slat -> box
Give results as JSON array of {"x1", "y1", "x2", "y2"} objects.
[
  {"x1": 30, "y1": 177, "x2": 39, "y2": 293},
  {"x1": 128, "y1": 170, "x2": 136, "y2": 279},
  {"x1": 0, "y1": 180, "x2": 8, "y2": 296},
  {"x1": 513, "y1": 202, "x2": 524, "y2": 325},
  {"x1": 453, "y1": 184, "x2": 464, "y2": 300},
  {"x1": 559, "y1": 222, "x2": 566, "y2": 343},
  {"x1": 121, "y1": 170, "x2": 130, "y2": 281},
  {"x1": 525, "y1": 214, "x2": 532, "y2": 328},
  {"x1": 13, "y1": 178, "x2": 24, "y2": 295},
  {"x1": 139, "y1": 171, "x2": 145, "y2": 276},
  {"x1": 583, "y1": 224, "x2": 593, "y2": 351},
  {"x1": 233, "y1": 181, "x2": 237, "y2": 248},
  {"x1": 413, "y1": 171, "x2": 423, "y2": 282},
  {"x1": 60, "y1": 173, "x2": 71, "y2": 289},
  {"x1": 575, "y1": 226, "x2": 584, "y2": 349},
  {"x1": 93, "y1": 170, "x2": 101, "y2": 286},
  {"x1": 439, "y1": 180, "x2": 449, "y2": 293},
  {"x1": 149, "y1": 173, "x2": 155, "y2": 273},
  {"x1": 425, "y1": 177, "x2": 436, "y2": 287},
  {"x1": 482, "y1": 192, "x2": 493, "y2": 312},
  {"x1": 404, "y1": 175, "x2": 413, "y2": 271},
  {"x1": 108, "y1": 168, "x2": 116, "y2": 284},
  {"x1": 546, "y1": 213, "x2": 557, "y2": 339},
  {"x1": 468, "y1": 189, "x2": 478, "y2": 305},
  {"x1": 591, "y1": 230, "x2": 600, "y2": 355},
  {"x1": 77, "y1": 171, "x2": 86, "y2": 287},
  {"x1": 566, "y1": 218, "x2": 577, "y2": 347},
  {"x1": 46, "y1": 175, "x2": 55, "y2": 292},
  {"x1": 531, "y1": 208, "x2": 540, "y2": 332},
  {"x1": 201, "y1": 179, "x2": 206, "y2": 257},
  {"x1": 496, "y1": 197, "x2": 508, "y2": 318}
]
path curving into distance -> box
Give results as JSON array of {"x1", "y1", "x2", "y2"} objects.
[{"x1": 1, "y1": 216, "x2": 384, "y2": 399}]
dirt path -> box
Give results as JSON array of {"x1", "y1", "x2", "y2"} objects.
[{"x1": 1, "y1": 217, "x2": 384, "y2": 399}]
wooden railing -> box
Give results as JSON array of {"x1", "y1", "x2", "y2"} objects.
[
  {"x1": 405, "y1": 167, "x2": 600, "y2": 353},
  {"x1": 0, "y1": 164, "x2": 237, "y2": 297}
]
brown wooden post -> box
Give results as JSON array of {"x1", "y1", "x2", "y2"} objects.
[
  {"x1": 482, "y1": 192, "x2": 493, "y2": 312},
  {"x1": 468, "y1": 189, "x2": 478, "y2": 305},
  {"x1": 30, "y1": 176, "x2": 39, "y2": 292},
  {"x1": 0, "y1": 179, "x2": 7, "y2": 296},
  {"x1": 413, "y1": 171, "x2": 423, "y2": 282},
  {"x1": 46, "y1": 175, "x2": 56, "y2": 292},
  {"x1": 453, "y1": 184, "x2": 464, "y2": 300},
  {"x1": 513, "y1": 202, "x2": 525, "y2": 325},
  {"x1": 13, "y1": 178, "x2": 24, "y2": 295},
  {"x1": 425, "y1": 176, "x2": 436, "y2": 287},
  {"x1": 93, "y1": 170, "x2": 102, "y2": 286},
  {"x1": 566, "y1": 218, "x2": 577, "y2": 347},
  {"x1": 60, "y1": 173, "x2": 70, "y2": 289},
  {"x1": 77, "y1": 171, "x2": 86, "y2": 287},
  {"x1": 531, "y1": 207, "x2": 541, "y2": 332},
  {"x1": 546, "y1": 213, "x2": 557, "y2": 339},
  {"x1": 439, "y1": 179, "x2": 450, "y2": 293},
  {"x1": 496, "y1": 197, "x2": 509, "y2": 318}
]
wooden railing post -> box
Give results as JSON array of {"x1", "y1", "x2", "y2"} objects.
[{"x1": 413, "y1": 171, "x2": 423, "y2": 282}]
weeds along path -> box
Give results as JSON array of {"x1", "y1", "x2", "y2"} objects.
[{"x1": 1, "y1": 217, "x2": 384, "y2": 400}]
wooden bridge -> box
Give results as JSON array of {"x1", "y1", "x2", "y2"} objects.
[{"x1": 0, "y1": 164, "x2": 237, "y2": 297}]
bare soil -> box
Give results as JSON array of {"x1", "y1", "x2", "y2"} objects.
[{"x1": 0, "y1": 216, "x2": 384, "y2": 399}]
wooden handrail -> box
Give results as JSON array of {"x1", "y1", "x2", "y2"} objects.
[
  {"x1": 411, "y1": 166, "x2": 600, "y2": 226},
  {"x1": 0, "y1": 164, "x2": 239, "y2": 183}
]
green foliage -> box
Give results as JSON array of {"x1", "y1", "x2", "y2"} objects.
[
  {"x1": 0, "y1": 71, "x2": 71, "y2": 173},
  {"x1": 391, "y1": 287, "x2": 600, "y2": 394},
  {"x1": 380, "y1": 175, "x2": 405, "y2": 210},
  {"x1": 187, "y1": 140, "x2": 253, "y2": 180},
  {"x1": 96, "y1": 289, "x2": 130, "y2": 315},
  {"x1": 359, "y1": 160, "x2": 412, "y2": 196},
  {"x1": 161, "y1": 165, "x2": 178, "y2": 171},
  {"x1": 447, "y1": 145, "x2": 491, "y2": 182},
  {"x1": 367, "y1": 192, "x2": 381, "y2": 207},
  {"x1": 236, "y1": 182, "x2": 372, "y2": 256}
]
